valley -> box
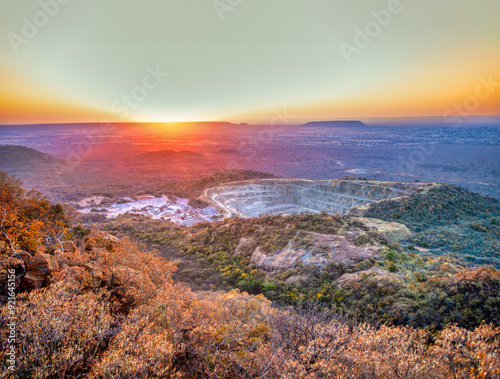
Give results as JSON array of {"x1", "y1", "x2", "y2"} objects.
[{"x1": 0, "y1": 121, "x2": 498, "y2": 203}]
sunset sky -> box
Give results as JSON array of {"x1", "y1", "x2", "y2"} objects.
[{"x1": 1, "y1": 0, "x2": 499, "y2": 124}]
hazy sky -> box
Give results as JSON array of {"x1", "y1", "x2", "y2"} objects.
[{"x1": 1, "y1": 0, "x2": 499, "y2": 124}]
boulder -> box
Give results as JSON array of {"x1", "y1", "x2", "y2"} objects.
[
  {"x1": 61, "y1": 240, "x2": 77, "y2": 253},
  {"x1": 22, "y1": 272, "x2": 45, "y2": 290},
  {"x1": 19, "y1": 252, "x2": 60, "y2": 290},
  {"x1": 27, "y1": 253, "x2": 59, "y2": 276},
  {"x1": 85, "y1": 233, "x2": 120, "y2": 252},
  {"x1": 82, "y1": 263, "x2": 113, "y2": 287}
]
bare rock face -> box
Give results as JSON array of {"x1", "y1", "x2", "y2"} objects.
[
  {"x1": 249, "y1": 247, "x2": 271, "y2": 267},
  {"x1": 234, "y1": 237, "x2": 253, "y2": 256},
  {"x1": 22, "y1": 272, "x2": 46, "y2": 290},
  {"x1": 250, "y1": 231, "x2": 379, "y2": 271}
]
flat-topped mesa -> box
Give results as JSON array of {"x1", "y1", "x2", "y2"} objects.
[{"x1": 204, "y1": 178, "x2": 427, "y2": 218}]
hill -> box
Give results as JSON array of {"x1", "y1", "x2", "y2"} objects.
[
  {"x1": 300, "y1": 120, "x2": 369, "y2": 128},
  {"x1": 357, "y1": 183, "x2": 500, "y2": 267},
  {"x1": 0, "y1": 144, "x2": 66, "y2": 172},
  {"x1": 136, "y1": 149, "x2": 203, "y2": 160}
]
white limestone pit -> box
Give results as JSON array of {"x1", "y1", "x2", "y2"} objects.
[{"x1": 203, "y1": 178, "x2": 425, "y2": 218}]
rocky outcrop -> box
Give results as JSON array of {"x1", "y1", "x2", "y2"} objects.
[
  {"x1": 285, "y1": 274, "x2": 310, "y2": 284},
  {"x1": 205, "y1": 178, "x2": 425, "y2": 218},
  {"x1": 1, "y1": 233, "x2": 123, "y2": 292},
  {"x1": 85, "y1": 232, "x2": 120, "y2": 252},
  {"x1": 234, "y1": 237, "x2": 253, "y2": 256},
  {"x1": 250, "y1": 231, "x2": 379, "y2": 271},
  {"x1": 18, "y1": 251, "x2": 60, "y2": 290},
  {"x1": 60, "y1": 262, "x2": 113, "y2": 289}
]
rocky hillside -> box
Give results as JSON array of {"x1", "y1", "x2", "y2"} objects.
[
  {"x1": 203, "y1": 178, "x2": 499, "y2": 268},
  {"x1": 359, "y1": 183, "x2": 500, "y2": 267},
  {"x1": 99, "y1": 210, "x2": 499, "y2": 330},
  {"x1": 1, "y1": 172, "x2": 499, "y2": 378},
  {"x1": 0, "y1": 145, "x2": 66, "y2": 173}
]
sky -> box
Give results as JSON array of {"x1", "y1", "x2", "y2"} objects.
[{"x1": 1, "y1": 0, "x2": 499, "y2": 124}]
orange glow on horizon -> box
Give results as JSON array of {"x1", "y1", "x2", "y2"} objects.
[{"x1": 1, "y1": 65, "x2": 499, "y2": 125}]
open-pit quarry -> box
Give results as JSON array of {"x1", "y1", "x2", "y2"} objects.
[{"x1": 204, "y1": 178, "x2": 425, "y2": 218}]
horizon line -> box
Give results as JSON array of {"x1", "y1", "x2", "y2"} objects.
[{"x1": 1, "y1": 114, "x2": 500, "y2": 127}]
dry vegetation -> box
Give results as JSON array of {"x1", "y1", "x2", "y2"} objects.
[
  {"x1": 1, "y1": 173, "x2": 499, "y2": 378},
  {"x1": 98, "y1": 212, "x2": 500, "y2": 331}
]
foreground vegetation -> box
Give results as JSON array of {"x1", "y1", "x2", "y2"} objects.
[{"x1": 1, "y1": 173, "x2": 500, "y2": 378}]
